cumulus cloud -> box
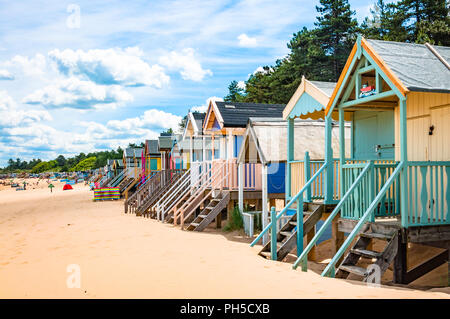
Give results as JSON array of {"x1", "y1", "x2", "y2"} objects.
[
  {"x1": 191, "y1": 96, "x2": 224, "y2": 113},
  {"x1": 237, "y1": 81, "x2": 246, "y2": 90},
  {"x1": 48, "y1": 47, "x2": 170, "y2": 88},
  {"x1": 0, "y1": 69, "x2": 14, "y2": 80},
  {"x1": 5, "y1": 53, "x2": 47, "y2": 76},
  {"x1": 238, "y1": 34, "x2": 258, "y2": 47},
  {"x1": 159, "y1": 48, "x2": 212, "y2": 82},
  {"x1": 22, "y1": 77, "x2": 133, "y2": 109},
  {"x1": 0, "y1": 91, "x2": 51, "y2": 128}
]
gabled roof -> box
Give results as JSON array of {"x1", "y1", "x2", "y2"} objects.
[
  {"x1": 366, "y1": 39, "x2": 450, "y2": 93},
  {"x1": 204, "y1": 101, "x2": 285, "y2": 130},
  {"x1": 237, "y1": 117, "x2": 350, "y2": 164},
  {"x1": 158, "y1": 135, "x2": 174, "y2": 149},
  {"x1": 326, "y1": 37, "x2": 450, "y2": 116},
  {"x1": 283, "y1": 77, "x2": 336, "y2": 120},
  {"x1": 145, "y1": 139, "x2": 159, "y2": 156},
  {"x1": 124, "y1": 147, "x2": 143, "y2": 158},
  {"x1": 183, "y1": 112, "x2": 206, "y2": 139}
]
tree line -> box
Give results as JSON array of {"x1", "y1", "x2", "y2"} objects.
[
  {"x1": 224, "y1": 0, "x2": 449, "y2": 104},
  {"x1": 1, "y1": 148, "x2": 125, "y2": 174}
]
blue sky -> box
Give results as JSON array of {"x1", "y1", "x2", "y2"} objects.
[{"x1": 0, "y1": 0, "x2": 377, "y2": 166}]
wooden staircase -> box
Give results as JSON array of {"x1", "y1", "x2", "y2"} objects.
[
  {"x1": 135, "y1": 172, "x2": 183, "y2": 217},
  {"x1": 259, "y1": 203, "x2": 324, "y2": 261},
  {"x1": 186, "y1": 191, "x2": 230, "y2": 231},
  {"x1": 335, "y1": 224, "x2": 399, "y2": 281}
]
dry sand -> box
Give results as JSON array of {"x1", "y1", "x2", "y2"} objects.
[{"x1": 0, "y1": 179, "x2": 449, "y2": 299}]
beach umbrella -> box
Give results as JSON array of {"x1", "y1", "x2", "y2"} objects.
[
  {"x1": 63, "y1": 184, "x2": 73, "y2": 191},
  {"x1": 48, "y1": 183, "x2": 54, "y2": 193}
]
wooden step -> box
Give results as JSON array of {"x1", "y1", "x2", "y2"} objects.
[
  {"x1": 190, "y1": 223, "x2": 200, "y2": 227},
  {"x1": 360, "y1": 232, "x2": 392, "y2": 240},
  {"x1": 280, "y1": 231, "x2": 293, "y2": 237},
  {"x1": 198, "y1": 214, "x2": 208, "y2": 219},
  {"x1": 289, "y1": 221, "x2": 297, "y2": 226},
  {"x1": 350, "y1": 249, "x2": 381, "y2": 259},
  {"x1": 339, "y1": 265, "x2": 367, "y2": 277}
]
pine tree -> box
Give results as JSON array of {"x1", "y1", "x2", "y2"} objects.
[
  {"x1": 394, "y1": 0, "x2": 449, "y2": 44},
  {"x1": 314, "y1": 0, "x2": 358, "y2": 82},
  {"x1": 224, "y1": 80, "x2": 245, "y2": 102}
]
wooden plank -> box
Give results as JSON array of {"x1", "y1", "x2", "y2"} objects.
[{"x1": 404, "y1": 249, "x2": 448, "y2": 284}]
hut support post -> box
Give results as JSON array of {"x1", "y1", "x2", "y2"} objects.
[
  {"x1": 304, "y1": 152, "x2": 311, "y2": 202},
  {"x1": 286, "y1": 118, "x2": 294, "y2": 203},
  {"x1": 262, "y1": 164, "x2": 268, "y2": 245},
  {"x1": 238, "y1": 163, "x2": 244, "y2": 213},
  {"x1": 190, "y1": 136, "x2": 194, "y2": 168},
  {"x1": 399, "y1": 98, "x2": 408, "y2": 227},
  {"x1": 338, "y1": 108, "x2": 345, "y2": 203},
  {"x1": 324, "y1": 116, "x2": 334, "y2": 204}
]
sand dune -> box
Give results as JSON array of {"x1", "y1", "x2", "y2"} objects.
[{"x1": 0, "y1": 180, "x2": 448, "y2": 298}]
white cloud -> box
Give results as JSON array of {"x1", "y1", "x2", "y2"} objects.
[
  {"x1": 22, "y1": 77, "x2": 133, "y2": 109},
  {"x1": 237, "y1": 80, "x2": 246, "y2": 90},
  {"x1": 5, "y1": 53, "x2": 47, "y2": 77},
  {"x1": 0, "y1": 69, "x2": 14, "y2": 80},
  {"x1": 191, "y1": 96, "x2": 224, "y2": 113},
  {"x1": 159, "y1": 48, "x2": 212, "y2": 82},
  {"x1": 48, "y1": 47, "x2": 170, "y2": 88},
  {"x1": 0, "y1": 90, "x2": 51, "y2": 128},
  {"x1": 238, "y1": 33, "x2": 258, "y2": 48}
]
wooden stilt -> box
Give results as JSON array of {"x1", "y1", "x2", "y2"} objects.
[
  {"x1": 393, "y1": 231, "x2": 407, "y2": 284},
  {"x1": 307, "y1": 227, "x2": 316, "y2": 261},
  {"x1": 332, "y1": 215, "x2": 344, "y2": 255}
]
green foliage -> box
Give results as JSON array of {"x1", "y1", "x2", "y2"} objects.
[
  {"x1": 70, "y1": 156, "x2": 97, "y2": 172},
  {"x1": 31, "y1": 160, "x2": 58, "y2": 173},
  {"x1": 224, "y1": 80, "x2": 246, "y2": 102},
  {"x1": 224, "y1": 0, "x2": 449, "y2": 104},
  {"x1": 223, "y1": 205, "x2": 244, "y2": 232}
]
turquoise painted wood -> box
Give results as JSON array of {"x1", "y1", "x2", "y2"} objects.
[
  {"x1": 324, "y1": 117, "x2": 334, "y2": 204},
  {"x1": 288, "y1": 91, "x2": 324, "y2": 119},
  {"x1": 293, "y1": 161, "x2": 374, "y2": 271},
  {"x1": 296, "y1": 197, "x2": 303, "y2": 256},
  {"x1": 250, "y1": 163, "x2": 326, "y2": 248},
  {"x1": 270, "y1": 207, "x2": 277, "y2": 260},
  {"x1": 286, "y1": 118, "x2": 294, "y2": 201},
  {"x1": 304, "y1": 152, "x2": 311, "y2": 202},
  {"x1": 321, "y1": 162, "x2": 404, "y2": 278},
  {"x1": 405, "y1": 162, "x2": 450, "y2": 227},
  {"x1": 353, "y1": 110, "x2": 395, "y2": 160}
]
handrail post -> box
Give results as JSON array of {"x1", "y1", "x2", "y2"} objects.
[
  {"x1": 304, "y1": 152, "x2": 311, "y2": 202},
  {"x1": 270, "y1": 207, "x2": 277, "y2": 260},
  {"x1": 296, "y1": 197, "x2": 303, "y2": 256}
]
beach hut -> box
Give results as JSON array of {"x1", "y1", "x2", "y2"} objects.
[
  {"x1": 144, "y1": 139, "x2": 161, "y2": 175},
  {"x1": 281, "y1": 36, "x2": 450, "y2": 285},
  {"x1": 159, "y1": 101, "x2": 288, "y2": 231},
  {"x1": 159, "y1": 133, "x2": 174, "y2": 170},
  {"x1": 249, "y1": 78, "x2": 351, "y2": 260},
  {"x1": 182, "y1": 112, "x2": 206, "y2": 166},
  {"x1": 237, "y1": 116, "x2": 349, "y2": 245}
]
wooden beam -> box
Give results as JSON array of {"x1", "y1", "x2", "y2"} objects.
[
  {"x1": 341, "y1": 90, "x2": 396, "y2": 108},
  {"x1": 404, "y1": 249, "x2": 449, "y2": 284},
  {"x1": 345, "y1": 106, "x2": 395, "y2": 112}
]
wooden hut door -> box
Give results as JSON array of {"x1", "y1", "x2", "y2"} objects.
[{"x1": 353, "y1": 110, "x2": 395, "y2": 160}]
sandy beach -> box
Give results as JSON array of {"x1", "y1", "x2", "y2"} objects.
[{"x1": 0, "y1": 179, "x2": 448, "y2": 299}]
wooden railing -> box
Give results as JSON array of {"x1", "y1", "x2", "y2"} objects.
[
  {"x1": 405, "y1": 161, "x2": 450, "y2": 227},
  {"x1": 341, "y1": 162, "x2": 399, "y2": 220},
  {"x1": 289, "y1": 154, "x2": 340, "y2": 201}
]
